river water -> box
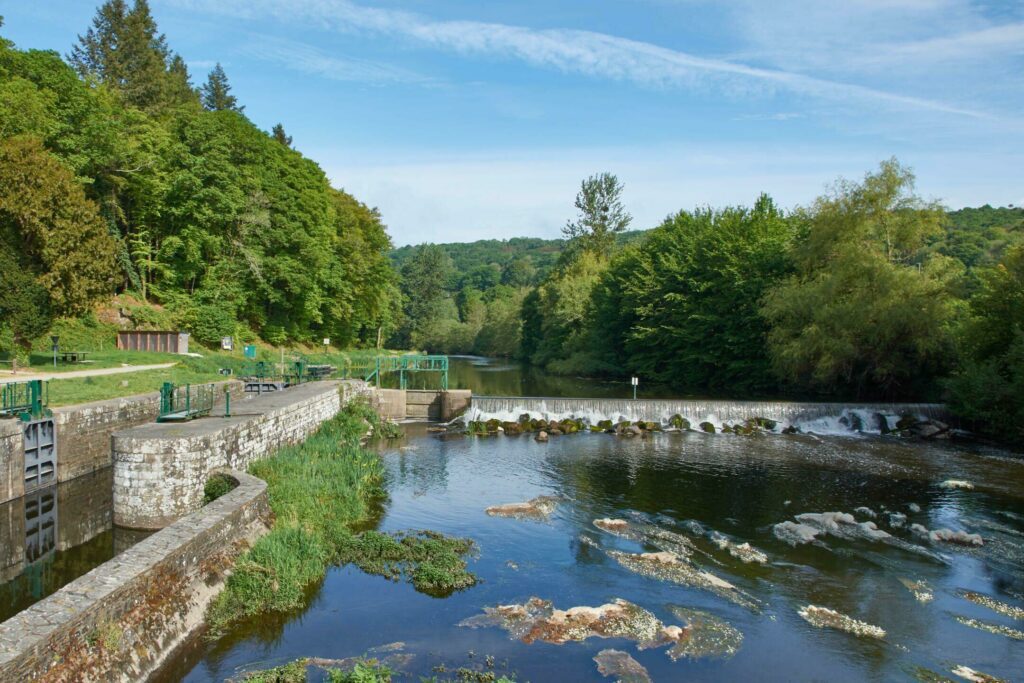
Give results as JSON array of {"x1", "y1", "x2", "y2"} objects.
[{"x1": 166, "y1": 357, "x2": 1024, "y2": 682}]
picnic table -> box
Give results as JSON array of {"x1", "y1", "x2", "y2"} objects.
[{"x1": 60, "y1": 350, "x2": 90, "y2": 364}]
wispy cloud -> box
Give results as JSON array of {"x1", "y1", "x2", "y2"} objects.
[
  {"x1": 167, "y1": 0, "x2": 1001, "y2": 120},
  {"x1": 241, "y1": 35, "x2": 433, "y2": 86}
]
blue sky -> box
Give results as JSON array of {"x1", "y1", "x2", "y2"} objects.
[{"x1": 3, "y1": 0, "x2": 1023, "y2": 245}]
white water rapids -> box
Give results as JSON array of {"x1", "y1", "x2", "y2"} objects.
[{"x1": 466, "y1": 396, "x2": 948, "y2": 436}]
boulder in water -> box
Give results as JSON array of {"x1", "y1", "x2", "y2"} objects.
[
  {"x1": 518, "y1": 413, "x2": 532, "y2": 424},
  {"x1": 854, "y1": 506, "x2": 877, "y2": 519},
  {"x1": 700, "y1": 422, "x2": 716, "y2": 433},
  {"x1": 773, "y1": 521, "x2": 822, "y2": 546},
  {"x1": 665, "y1": 606, "x2": 744, "y2": 660},
  {"x1": 486, "y1": 495, "x2": 561, "y2": 519},
  {"x1": 668, "y1": 414, "x2": 690, "y2": 430},
  {"x1": 502, "y1": 421, "x2": 523, "y2": 435},
  {"x1": 929, "y1": 528, "x2": 983, "y2": 546},
  {"x1": 593, "y1": 649, "x2": 651, "y2": 683},
  {"x1": 949, "y1": 665, "x2": 1009, "y2": 683},
  {"x1": 939, "y1": 479, "x2": 974, "y2": 490},
  {"x1": 535, "y1": 430, "x2": 548, "y2": 442},
  {"x1": 750, "y1": 417, "x2": 777, "y2": 430},
  {"x1": 597, "y1": 419, "x2": 614, "y2": 432}
]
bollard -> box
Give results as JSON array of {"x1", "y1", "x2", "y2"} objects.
[{"x1": 224, "y1": 386, "x2": 231, "y2": 417}]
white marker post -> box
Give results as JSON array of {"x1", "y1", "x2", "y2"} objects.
[{"x1": 631, "y1": 376, "x2": 638, "y2": 400}]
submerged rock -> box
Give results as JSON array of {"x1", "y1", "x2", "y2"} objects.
[
  {"x1": 773, "y1": 521, "x2": 822, "y2": 546},
  {"x1": 888, "y1": 512, "x2": 908, "y2": 528},
  {"x1": 607, "y1": 549, "x2": 760, "y2": 611},
  {"x1": 593, "y1": 649, "x2": 652, "y2": 683},
  {"x1": 535, "y1": 430, "x2": 548, "y2": 442},
  {"x1": 665, "y1": 606, "x2": 743, "y2": 660},
  {"x1": 486, "y1": 495, "x2": 561, "y2": 520},
  {"x1": 929, "y1": 528, "x2": 984, "y2": 546},
  {"x1": 854, "y1": 506, "x2": 877, "y2": 519},
  {"x1": 908, "y1": 503, "x2": 922, "y2": 513},
  {"x1": 797, "y1": 605, "x2": 886, "y2": 639},
  {"x1": 899, "y1": 578, "x2": 934, "y2": 603},
  {"x1": 940, "y1": 479, "x2": 975, "y2": 490},
  {"x1": 460, "y1": 597, "x2": 678, "y2": 650},
  {"x1": 950, "y1": 665, "x2": 1009, "y2": 683},
  {"x1": 958, "y1": 590, "x2": 1024, "y2": 620},
  {"x1": 593, "y1": 518, "x2": 696, "y2": 558},
  {"x1": 709, "y1": 532, "x2": 768, "y2": 564},
  {"x1": 954, "y1": 615, "x2": 1024, "y2": 640}
]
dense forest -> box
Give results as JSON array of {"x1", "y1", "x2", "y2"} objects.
[
  {"x1": 0, "y1": 2, "x2": 398, "y2": 357},
  {"x1": 1, "y1": 2, "x2": 1021, "y2": 444}
]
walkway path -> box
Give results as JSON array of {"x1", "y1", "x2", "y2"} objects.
[{"x1": 0, "y1": 363, "x2": 177, "y2": 382}]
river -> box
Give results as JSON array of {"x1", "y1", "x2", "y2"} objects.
[{"x1": 161, "y1": 356, "x2": 1024, "y2": 682}]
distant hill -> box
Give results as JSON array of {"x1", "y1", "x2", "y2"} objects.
[
  {"x1": 931, "y1": 205, "x2": 1024, "y2": 269},
  {"x1": 390, "y1": 230, "x2": 649, "y2": 283}
]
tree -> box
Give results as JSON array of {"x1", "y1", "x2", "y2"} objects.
[
  {"x1": 0, "y1": 246, "x2": 52, "y2": 371},
  {"x1": 272, "y1": 123, "x2": 292, "y2": 147},
  {"x1": 596, "y1": 193, "x2": 794, "y2": 392},
  {"x1": 563, "y1": 172, "x2": 632, "y2": 259},
  {"x1": 762, "y1": 159, "x2": 959, "y2": 398},
  {"x1": 0, "y1": 136, "x2": 118, "y2": 315},
  {"x1": 201, "y1": 63, "x2": 242, "y2": 112},
  {"x1": 947, "y1": 245, "x2": 1024, "y2": 444},
  {"x1": 69, "y1": 0, "x2": 180, "y2": 110}
]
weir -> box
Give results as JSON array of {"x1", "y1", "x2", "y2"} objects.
[{"x1": 467, "y1": 396, "x2": 949, "y2": 434}]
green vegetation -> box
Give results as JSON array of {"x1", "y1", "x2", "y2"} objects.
[
  {"x1": 206, "y1": 398, "x2": 476, "y2": 637},
  {"x1": 336, "y1": 530, "x2": 478, "y2": 596},
  {"x1": 242, "y1": 659, "x2": 308, "y2": 683},
  {"x1": 206, "y1": 400, "x2": 386, "y2": 636},
  {"x1": 203, "y1": 472, "x2": 237, "y2": 504},
  {"x1": 328, "y1": 660, "x2": 395, "y2": 682},
  {"x1": 0, "y1": 3, "x2": 399, "y2": 364}
]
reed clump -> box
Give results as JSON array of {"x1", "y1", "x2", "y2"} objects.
[{"x1": 206, "y1": 398, "x2": 386, "y2": 637}]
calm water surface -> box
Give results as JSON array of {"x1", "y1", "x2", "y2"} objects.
[{"x1": 167, "y1": 358, "x2": 1024, "y2": 682}]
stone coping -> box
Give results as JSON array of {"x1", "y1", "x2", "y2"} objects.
[
  {"x1": 118, "y1": 380, "x2": 339, "y2": 439},
  {"x1": 0, "y1": 469, "x2": 267, "y2": 669}
]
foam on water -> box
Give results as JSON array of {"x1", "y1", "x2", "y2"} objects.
[{"x1": 467, "y1": 396, "x2": 946, "y2": 436}]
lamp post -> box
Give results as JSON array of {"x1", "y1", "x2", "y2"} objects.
[
  {"x1": 631, "y1": 376, "x2": 638, "y2": 400},
  {"x1": 51, "y1": 336, "x2": 59, "y2": 368}
]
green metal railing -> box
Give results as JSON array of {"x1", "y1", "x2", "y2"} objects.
[
  {"x1": 1, "y1": 380, "x2": 49, "y2": 420},
  {"x1": 157, "y1": 382, "x2": 215, "y2": 422},
  {"x1": 365, "y1": 355, "x2": 449, "y2": 390}
]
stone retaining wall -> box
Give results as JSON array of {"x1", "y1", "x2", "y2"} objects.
[
  {"x1": 112, "y1": 381, "x2": 346, "y2": 529},
  {"x1": 0, "y1": 470, "x2": 271, "y2": 682},
  {"x1": 0, "y1": 381, "x2": 243, "y2": 506}
]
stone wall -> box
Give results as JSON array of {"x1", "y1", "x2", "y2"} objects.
[
  {"x1": 53, "y1": 380, "x2": 244, "y2": 483},
  {"x1": 0, "y1": 381, "x2": 243, "y2": 506},
  {"x1": 369, "y1": 389, "x2": 471, "y2": 421},
  {"x1": 113, "y1": 381, "x2": 344, "y2": 529},
  {"x1": 0, "y1": 421, "x2": 22, "y2": 506},
  {"x1": 0, "y1": 470, "x2": 270, "y2": 683}
]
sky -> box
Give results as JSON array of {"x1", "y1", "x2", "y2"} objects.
[{"x1": 2, "y1": 0, "x2": 1023, "y2": 246}]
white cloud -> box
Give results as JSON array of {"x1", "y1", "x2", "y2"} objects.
[
  {"x1": 241, "y1": 35, "x2": 433, "y2": 85},
  {"x1": 167, "y1": 0, "x2": 1001, "y2": 120}
]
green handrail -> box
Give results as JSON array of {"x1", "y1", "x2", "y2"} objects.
[
  {"x1": 362, "y1": 355, "x2": 449, "y2": 390},
  {"x1": 158, "y1": 382, "x2": 215, "y2": 422},
  {"x1": 1, "y1": 380, "x2": 49, "y2": 420}
]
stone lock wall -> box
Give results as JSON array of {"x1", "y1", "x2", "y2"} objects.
[
  {"x1": 113, "y1": 381, "x2": 344, "y2": 529},
  {"x1": 0, "y1": 471, "x2": 270, "y2": 683},
  {"x1": 0, "y1": 381, "x2": 243, "y2": 506},
  {"x1": 0, "y1": 420, "x2": 23, "y2": 505}
]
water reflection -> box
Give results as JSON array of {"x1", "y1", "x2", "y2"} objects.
[
  {"x1": 0, "y1": 468, "x2": 150, "y2": 623},
  {"x1": 162, "y1": 358, "x2": 1024, "y2": 683}
]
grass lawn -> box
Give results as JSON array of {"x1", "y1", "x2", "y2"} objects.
[{"x1": 32, "y1": 347, "x2": 412, "y2": 406}]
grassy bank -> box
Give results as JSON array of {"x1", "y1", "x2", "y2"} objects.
[{"x1": 206, "y1": 398, "x2": 477, "y2": 638}]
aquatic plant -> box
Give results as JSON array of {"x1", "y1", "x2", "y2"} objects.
[
  {"x1": 593, "y1": 649, "x2": 651, "y2": 682},
  {"x1": 327, "y1": 659, "x2": 395, "y2": 682},
  {"x1": 243, "y1": 659, "x2": 309, "y2": 682},
  {"x1": 336, "y1": 530, "x2": 478, "y2": 596}
]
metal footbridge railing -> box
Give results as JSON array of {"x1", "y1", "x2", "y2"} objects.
[
  {"x1": 1, "y1": 380, "x2": 50, "y2": 421},
  {"x1": 157, "y1": 382, "x2": 216, "y2": 422}
]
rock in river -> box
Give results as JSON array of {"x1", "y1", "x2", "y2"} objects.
[
  {"x1": 486, "y1": 495, "x2": 561, "y2": 520},
  {"x1": 797, "y1": 605, "x2": 886, "y2": 639},
  {"x1": 593, "y1": 649, "x2": 651, "y2": 683}
]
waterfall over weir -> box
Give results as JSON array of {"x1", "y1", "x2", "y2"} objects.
[{"x1": 467, "y1": 396, "x2": 949, "y2": 435}]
